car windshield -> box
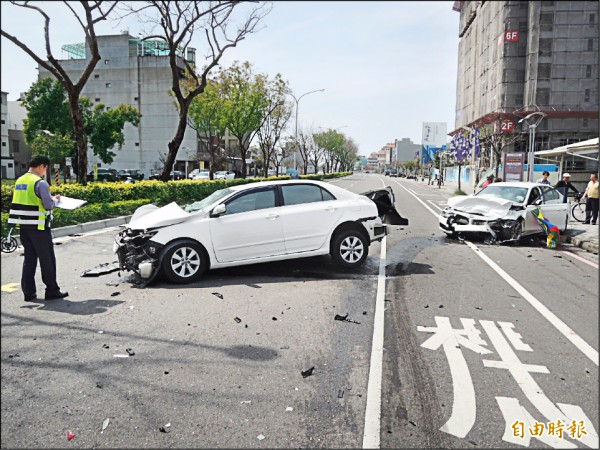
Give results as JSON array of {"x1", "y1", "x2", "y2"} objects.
[
  {"x1": 476, "y1": 185, "x2": 528, "y2": 203},
  {"x1": 184, "y1": 188, "x2": 234, "y2": 213}
]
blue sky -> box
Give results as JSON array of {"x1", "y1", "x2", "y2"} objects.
[{"x1": 1, "y1": 1, "x2": 459, "y2": 155}]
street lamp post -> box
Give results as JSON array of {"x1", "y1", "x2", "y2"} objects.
[
  {"x1": 290, "y1": 89, "x2": 325, "y2": 171},
  {"x1": 518, "y1": 112, "x2": 546, "y2": 182}
]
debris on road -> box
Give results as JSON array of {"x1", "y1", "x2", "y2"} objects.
[
  {"x1": 110, "y1": 292, "x2": 120, "y2": 297},
  {"x1": 102, "y1": 344, "x2": 109, "y2": 349},
  {"x1": 475, "y1": 306, "x2": 482, "y2": 310},
  {"x1": 81, "y1": 261, "x2": 120, "y2": 277},
  {"x1": 126, "y1": 348, "x2": 135, "y2": 356},
  {"x1": 101, "y1": 418, "x2": 110, "y2": 432},
  {"x1": 96, "y1": 382, "x2": 102, "y2": 389},
  {"x1": 272, "y1": 317, "x2": 278, "y2": 321},
  {"x1": 164, "y1": 371, "x2": 169, "y2": 375},
  {"x1": 439, "y1": 305, "x2": 444, "y2": 308},
  {"x1": 66, "y1": 431, "x2": 75, "y2": 441},
  {"x1": 234, "y1": 317, "x2": 242, "y2": 323},
  {"x1": 113, "y1": 354, "x2": 129, "y2": 358},
  {"x1": 98, "y1": 330, "x2": 104, "y2": 334},
  {"x1": 159, "y1": 423, "x2": 171, "y2": 433},
  {"x1": 280, "y1": 346, "x2": 290, "y2": 350},
  {"x1": 240, "y1": 400, "x2": 252, "y2": 404},
  {"x1": 334, "y1": 314, "x2": 361, "y2": 324},
  {"x1": 212, "y1": 292, "x2": 224, "y2": 299},
  {"x1": 257, "y1": 434, "x2": 265, "y2": 441},
  {"x1": 286, "y1": 407, "x2": 293, "y2": 412},
  {"x1": 424, "y1": 305, "x2": 429, "y2": 308},
  {"x1": 338, "y1": 389, "x2": 344, "y2": 398},
  {"x1": 301, "y1": 367, "x2": 315, "y2": 378}
]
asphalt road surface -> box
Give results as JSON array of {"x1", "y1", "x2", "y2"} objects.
[{"x1": 1, "y1": 173, "x2": 598, "y2": 449}]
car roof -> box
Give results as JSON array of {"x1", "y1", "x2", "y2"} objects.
[{"x1": 489, "y1": 182, "x2": 553, "y2": 188}]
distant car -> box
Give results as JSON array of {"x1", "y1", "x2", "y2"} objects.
[
  {"x1": 190, "y1": 169, "x2": 210, "y2": 180},
  {"x1": 118, "y1": 169, "x2": 144, "y2": 181},
  {"x1": 88, "y1": 168, "x2": 118, "y2": 182},
  {"x1": 113, "y1": 179, "x2": 409, "y2": 284},
  {"x1": 439, "y1": 182, "x2": 570, "y2": 243},
  {"x1": 149, "y1": 171, "x2": 186, "y2": 180},
  {"x1": 214, "y1": 171, "x2": 235, "y2": 180}
]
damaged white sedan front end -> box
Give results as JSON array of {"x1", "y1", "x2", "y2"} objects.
[{"x1": 439, "y1": 182, "x2": 569, "y2": 243}]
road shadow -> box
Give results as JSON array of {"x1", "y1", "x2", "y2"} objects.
[{"x1": 20, "y1": 298, "x2": 125, "y2": 315}]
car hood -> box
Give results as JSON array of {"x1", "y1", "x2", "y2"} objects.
[
  {"x1": 128, "y1": 202, "x2": 193, "y2": 230},
  {"x1": 447, "y1": 195, "x2": 518, "y2": 218},
  {"x1": 361, "y1": 187, "x2": 409, "y2": 225}
]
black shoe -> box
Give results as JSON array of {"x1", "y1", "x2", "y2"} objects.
[
  {"x1": 24, "y1": 294, "x2": 37, "y2": 302},
  {"x1": 45, "y1": 291, "x2": 69, "y2": 301},
  {"x1": 583, "y1": 221, "x2": 590, "y2": 224}
]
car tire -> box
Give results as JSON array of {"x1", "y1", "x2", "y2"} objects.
[
  {"x1": 161, "y1": 241, "x2": 208, "y2": 284},
  {"x1": 330, "y1": 229, "x2": 369, "y2": 268}
]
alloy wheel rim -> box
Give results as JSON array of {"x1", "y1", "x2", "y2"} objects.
[
  {"x1": 171, "y1": 247, "x2": 201, "y2": 277},
  {"x1": 340, "y1": 236, "x2": 364, "y2": 263}
]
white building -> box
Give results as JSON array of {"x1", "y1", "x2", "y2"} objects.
[{"x1": 1, "y1": 91, "x2": 16, "y2": 179}]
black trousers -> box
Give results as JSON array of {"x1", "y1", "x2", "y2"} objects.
[
  {"x1": 19, "y1": 227, "x2": 60, "y2": 296},
  {"x1": 585, "y1": 198, "x2": 599, "y2": 224}
]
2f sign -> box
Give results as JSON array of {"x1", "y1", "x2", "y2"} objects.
[
  {"x1": 501, "y1": 120, "x2": 514, "y2": 133},
  {"x1": 505, "y1": 30, "x2": 519, "y2": 42}
]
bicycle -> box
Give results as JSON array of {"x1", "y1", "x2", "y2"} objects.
[
  {"x1": 1, "y1": 227, "x2": 18, "y2": 253},
  {"x1": 570, "y1": 193, "x2": 586, "y2": 223}
]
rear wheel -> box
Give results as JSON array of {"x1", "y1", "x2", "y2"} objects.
[
  {"x1": 571, "y1": 201, "x2": 586, "y2": 223},
  {"x1": 161, "y1": 241, "x2": 208, "y2": 284},
  {"x1": 330, "y1": 229, "x2": 369, "y2": 268}
]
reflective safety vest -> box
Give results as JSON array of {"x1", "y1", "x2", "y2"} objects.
[{"x1": 8, "y1": 172, "x2": 48, "y2": 230}]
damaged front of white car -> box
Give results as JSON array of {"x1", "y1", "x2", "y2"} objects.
[{"x1": 439, "y1": 195, "x2": 526, "y2": 243}]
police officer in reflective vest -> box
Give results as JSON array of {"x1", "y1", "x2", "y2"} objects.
[{"x1": 9, "y1": 155, "x2": 69, "y2": 302}]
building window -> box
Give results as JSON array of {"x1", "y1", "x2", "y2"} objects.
[
  {"x1": 539, "y1": 38, "x2": 552, "y2": 55},
  {"x1": 12, "y1": 140, "x2": 19, "y2": 153},
  {"x1": 540, "y1": 13, "x2": 553, "y2": 31},
  {"x1": 588, "y1": 39, "x2": 594, "y2": 51},
  {"x1": 106, "y1": 83, "x2": 111, "y2": 88},
  {"x1": 106, "y1": 106, "x2": 111, "y2": 110},
  {"x1": 590, "y1": 14, "x2": 596, "y2": 27},
  {"x1": 8, "y1": 163, "x2": 13, "y2": 168},
  {"x1": 135, "y1": 142, "x2": 140, "y2": 147},
  {"x1": 95, "y1": 98, "x2": 101, "y2": 102},
  {"x1": 584, "y1": 89, "x2": 590, "y2": 102},
  {"x1": 538, "y1": 63, "x2": 551, "y2": 79},
  {"x1": 105, "y1": 59, "x2": 110, "y2": 64},
  {"x1": 134, "y1": 96, "x2": 139, "y2": 101},
  {"x1": 94, "y1": 74, "x2": 100, "y2": 79},
  {"x1": 1, "y1": 142, "x2": 6, "y2": 146},
  {"x1": 583, "y1": 118, "x2": 588, "y2": 128},
  {"x1": 586, "y1": 65, "x2": 592, "y2": 78}
]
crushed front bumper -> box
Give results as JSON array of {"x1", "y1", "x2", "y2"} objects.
[
  {"x1": 361, "y1": 187, "x2": 409, "y2": 226},
  {"x1": 439, "y1": 210, "x2": 523, "y2": 242},
  {"x1": 113, "y1": 228, "x2": 164, "y2": 283}
]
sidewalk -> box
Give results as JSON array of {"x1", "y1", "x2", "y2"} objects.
[{"x1": 404, "y1": 176, "x2": 598, "y2": 255}]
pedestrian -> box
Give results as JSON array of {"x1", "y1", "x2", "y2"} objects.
[
  {"x1": 8, "y1": 155, "x2": 69, "y2": 302},
  {"x1": 537, "y1": 170, "x2": 551, "y2": 185},
  {"x1": 482, "y1": 174, "x2": 494, "y2": 188},
  {"x1": 554, "y1": 172, "x2": 579, "y2": 203},
  {"x1": 582, "y1": 173, "x2": 599, "y2": 225}
]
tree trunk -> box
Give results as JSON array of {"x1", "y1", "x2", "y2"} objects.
[
  {"x1": 68, "y1": 93, "x2": 88, "y2": 184},
  {"x1": 458, "y1": 162, "x2": 462, "y2": 192},
  {"x1": 161, "y1": 102, "x2": 190, "y2": 182}
]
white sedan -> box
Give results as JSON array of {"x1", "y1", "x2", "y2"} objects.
[
  {"x1": 439, "y1": 181, "x2": 570, "y2": 242},
  {"x1": 114, "y1": 179, "x2": 408, "y2": 284},
  {"x1": 214, "y1": 170, "x2": 236, "y2": 180},
  {"x1": 190, "y1": 169, "x2": 210, "y2": 180}
]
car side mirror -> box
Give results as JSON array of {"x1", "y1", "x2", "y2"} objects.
[
  {"x1": 533, "y1": 198, "x2": 543, "y2": 206},
  {"x1": 211, "y1": 204, "x2": 226, "y2": 217}
]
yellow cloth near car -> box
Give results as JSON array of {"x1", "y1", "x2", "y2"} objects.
[{"x1": 584, "y1": 180, "x2": 599, "y2": 199}]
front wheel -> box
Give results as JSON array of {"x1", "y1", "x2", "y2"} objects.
[
  {"x1": 161, "y1": 241, "x2": 208, "y2": 284},
  {"x1": 571, "y1": 202, "x2": 586, "y2": 223},
  {"x1": 330, "y1": 229, "x2": 369, "y2": 268}
]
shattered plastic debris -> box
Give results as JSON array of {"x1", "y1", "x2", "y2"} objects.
[
  {"x1": 111, "y1": 292, "x2": 120, "y2": 297},
  {"x1": 66, "y1": 431, "x2": 75, "y2": 441},
  {"x1": 212, "y1": 292, "x2": 224, "y2": 299},
  {"x1": 96, "y1": 382, "x2": 102, "y2": 389},
  {"x1": 234, "y1": 317, "x2": 242, "y2": 323},
  {"x1": 126, "y1": 348, "x2": 135, "y2": 356},
  {"x1": 159, "y1": 423, "x2": 171, "y2": 433},
  {"x1": 257, "y1": 434, "x2": 265, "y2": 441},
  {"x1": 98, "y1": 330, "x2": 104, "y2": 334},
  {"x1": 286, "y1": 407, "x2": 293, "y2": 412},
  {"x1": 102, "y1": 344, "x2": 110, "y2": 349},
  {"x1": 240, "y1": 400, "x2": 252, "y2": 404},
  {"x1": 338, "y1": 389, "x2": 344, "y2": 398},
  {"x1": 301, "y1": 367, "x2": 315, "y2": 378},
  {"x1": 81, "y1": 261, "x2": 120, "y2": 277},
  {"x1": 334, "y1": 314, "x2": 361, "y2": 324},
  {"x1": 114, "y1": 354, "x2": 129, "y2": 358},
  {"x1": 101, "y1": 418, "x2": 110, "y2": 432},
  {"x1": 272, "y1": 317, "x2": 278, "y2": 321}
]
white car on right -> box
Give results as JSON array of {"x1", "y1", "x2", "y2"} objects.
[
  {"x1": 190, "y1": 169, "x2": 210, "y2": 180},
  {"x1": 439, "y1": 182, "x2": 570, "y2": 242}
]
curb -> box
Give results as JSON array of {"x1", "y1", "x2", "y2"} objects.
[
  {"x1": 567, "y1": 234, "x2": 599, "y2": 255},
  {"x1": 11, "y1": 215, "x2": 132, "y2": 247}
]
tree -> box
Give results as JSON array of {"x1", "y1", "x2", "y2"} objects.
[
  {"x1": 255, "y1": 74, "x2": 293, "y2": 177},
  {"x1": 221, "y1": 61, "x2": 270, "y2": 178},
  {"x1": 121, "y1": 1, "x2": 271, "y2": 181},
  {"x1": 187, "y1": 77, "x2": 229, "y2": 179},
  {"x1": 478, "y1": 121, "x2": 522, "y2": 177},
  {"x1": 22, "y1": 78, "x2": 141, "y2": 166},
  {"x1": 2, "y1": 1, "x2": 118, "y2": 183},
  {"x1": 339, "y1": 137, "x2": 359, "y2": 172},
  {"x1": 296, "y1": 127, "x2": 314, "y2": 175},
  {"x1": 313, "y1": 129, "x2": 345, "y2": 173}
]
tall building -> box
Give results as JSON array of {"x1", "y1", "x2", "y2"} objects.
[
  {"x1": 0, "y1": 91, "x2": 15, "y2": 179},
  {"x1": 37, "y1": 32, "x2": 199, "y2": 177},
  {"x1": 452, "y1": 1, "x2": 598, "y2": 155},
  {"x1": 394, "y1": 138, "x2": 421, "y2": 163}
]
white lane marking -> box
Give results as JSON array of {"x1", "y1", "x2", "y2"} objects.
[
  {"x1": 362, "y1": 236, "x2": 387, "y2": 449},
  {"x1": 393, "y1": 178, "x2": 599, "y2": 366},
  {"x1": 392, "y1": 180, "x2": 441, "y2": 217},
  {"x1": 428, "y1": 200, "x2": 443, "y2": 211},
  {"x1": 559, "y1": 250, "x2": 599, "y2": 269},
  {"x1": 473, "y1": 245, "x2": 598, "y2": 366}
]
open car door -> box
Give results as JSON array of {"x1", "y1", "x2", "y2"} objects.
[{"x1": 361, "y1": 187, "x2": 409, "y2": 226}]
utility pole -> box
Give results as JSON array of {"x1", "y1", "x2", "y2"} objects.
[{"x1": 290, "y1": 89, "x2": 325, "y2": 171}]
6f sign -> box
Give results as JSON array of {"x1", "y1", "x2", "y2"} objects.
[{"x1": 505, "y1": 30, "x2": 519, "y2": 42}]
